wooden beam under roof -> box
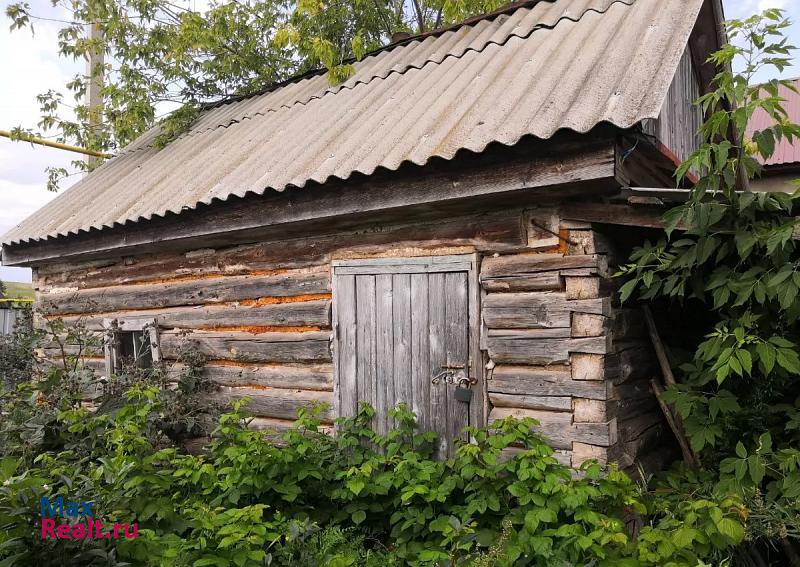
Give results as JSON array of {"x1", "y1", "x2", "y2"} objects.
[{"x1": 2, "y1": 131, "x2": 620, "y2": 266}]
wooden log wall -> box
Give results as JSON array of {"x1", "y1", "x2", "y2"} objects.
[
  {"x1": 642, "y1": 45, "x2": 703, "y2": 163},
  {"x1": 33, "y1": 209, "x2": 529, "y2": 434},
  {"x1": 482, "y1": 220, "x2": 664, "y2": 470},
  {"x1": 34, "y1": 206, "x2": 665, "y2": 470}
]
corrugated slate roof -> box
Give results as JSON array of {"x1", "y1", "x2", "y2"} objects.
[
  {"x1": 3, "y1": 0, "x2": 705, "y2": 246},
  {"x1": 746, "y1": 77, "x2": 800, "y2": 167}
]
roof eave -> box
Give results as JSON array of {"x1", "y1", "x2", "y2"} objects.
[{"x1": 0, "y1": 131, "x2": 621, "y2": 267}]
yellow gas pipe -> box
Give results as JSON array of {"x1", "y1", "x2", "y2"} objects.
[{"x1": 0, "y1": 130, "x2": 112, "y2": 159}]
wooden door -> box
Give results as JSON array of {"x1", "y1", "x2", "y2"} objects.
[{"x1": 333, "y1": 255, "x2": 483, "y2": 457}]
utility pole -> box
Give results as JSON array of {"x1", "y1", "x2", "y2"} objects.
[{"x1": 85, "y1": 21, "x2": 104, "y2": 169}]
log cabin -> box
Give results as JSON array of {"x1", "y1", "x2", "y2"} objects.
[{"x1": 1, "y1": 0, "x2": 725, "y2": 469}]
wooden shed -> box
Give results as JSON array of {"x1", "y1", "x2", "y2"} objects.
[{"x1": 2, "y1": 0, "x2": 725, "y2": 468}]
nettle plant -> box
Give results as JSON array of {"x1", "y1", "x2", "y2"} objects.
[{"x1": 617, "y1": 8, "x2": 800, "y2": 548}]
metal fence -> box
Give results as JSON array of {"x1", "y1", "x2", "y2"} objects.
[{"x1": 0, "y1": 306, "x2": 28, "y2": 335}]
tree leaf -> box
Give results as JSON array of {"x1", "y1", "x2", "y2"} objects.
[
  {"x1": 735, "y1": 349, "x2": 752, "y2": 375},
  {"x1": 619, "y1": 279, "x2": 638, "y2": 303},
  {"x1": 748, "y1": 455, "x2": 765, "y2": 484},
  {"x1": 715, "y1": 518, "x2": 745, "y2": 543},
  {"x1": 351, "y1": 510, "x2": 367, "y2": 525},
  {"x1": 754, "y1": 342, "x2": 775, "y2": 374}
]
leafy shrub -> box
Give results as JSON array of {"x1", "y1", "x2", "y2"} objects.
[
  {"x1": 616, "y1": 8, "x2": 800, "y2": 565},
  {"x1": 1, "y1": 368, "x2": 747, "y2": 566}
]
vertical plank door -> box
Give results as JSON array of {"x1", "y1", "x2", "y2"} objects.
[{"x1": 333, "y1": 255, "x2": 481, "y2": 457}]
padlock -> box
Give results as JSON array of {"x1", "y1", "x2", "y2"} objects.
[{"x1": 454, "y1": 385, "x2": 473, "y2": 403}]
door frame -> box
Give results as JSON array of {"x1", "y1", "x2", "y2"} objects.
[{"x1": 331, "y1": 253, "x2": 486, "y2": 434}]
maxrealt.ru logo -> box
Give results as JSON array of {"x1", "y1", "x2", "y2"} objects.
[{"x1": 40, "y1": 495, "x2": 138, "y2": 540}]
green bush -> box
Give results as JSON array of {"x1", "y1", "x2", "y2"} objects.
[
  {"x1": 616, "y1": 8, "x2": 800, "y2": 564},
  {"x1": 0, "y1": 371, "x2": 747, "y2": 566}
]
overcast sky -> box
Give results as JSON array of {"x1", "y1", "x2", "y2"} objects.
[{"x1": 0, "y1": 0, "x2": 798, "y2": 283}]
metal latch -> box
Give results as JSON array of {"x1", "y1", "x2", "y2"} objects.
[{"x1": 431, "y1": 364, "x2": 466, "y2": 384}]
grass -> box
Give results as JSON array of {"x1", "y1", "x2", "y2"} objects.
[{"x1": 2, "y1": 281, "x2": 34, "y2": 301}]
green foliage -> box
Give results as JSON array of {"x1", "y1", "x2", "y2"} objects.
[
  {"x1": 0, "y1": 319, "x2": 747, "y2": 566},
  {"x1": 0, "y1": 372, "x2": 748, "y2": 566},
  {"x1": 617, "y1": 8, "x2": 800, "y2": 561},
  {"x1": 0, "y1": 308, "x2": 36, "y2": 390},
  {"x1": 5, "y1": 0, "x2": 506, "y2": 187}
]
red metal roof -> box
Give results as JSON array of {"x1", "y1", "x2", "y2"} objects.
[{"x1": 746, "y1": 78, "x2": 800, "y2": 167}]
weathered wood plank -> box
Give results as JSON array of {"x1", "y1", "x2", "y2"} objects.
[
  {"x1": 333, "y1": 255, "x2": 472, "y2": 273},
  {"x1": 488, "y1": 365, "x2": 608, "y2": 400},
  {"x1": 561, "y1": 203, "x2": 669, "y2": 230},
  {"x1": 570, "y1": 353, "x2": 606, "y2": 381},
  {"x1": 565, "y1": 227, "x2": 618, "y2": 257},
  {"x1": 40, "y1": 336, "x2": 105, "y2": 357},
  {"x1": 42, "y1": 271, "x2": 331, "y2": 315},
  {"x1": 336, "y1": 264, "x2": 471, "y2": 275},
  {"x1": 444, "y1": 271, "x2": 470, "y2": 451},
  {"x1": 616, "y1": 423, "x2": 666, "y2": 462},
  {"x1": 572, "y1": 442, "x2": 609, "y2": 466},
  {"x1": 565, "y1": 276, "x2": 601, "y2": 300},
  {"x1": 617, "y1": 411, "x2": 663, "y2": 442},
  {"x1": 170, "y1": 363, "x2": 333, "y2": 391},
  {"x1": 574, "y1": 342, "x2": 658, "y2": 384},
  {"x1": 247, "y1": 417, "x2": 299, "y2": 432},
  {"x1": 466, "y1": 254, "x2": 485, "y2": 433},
  {"x1": 375, "y1": 274, "x2": 394, "y2": 435},
  {"x1": 487, "y1": 335, "x2": 609, "y2": 365},
  {"x1": 335, "y1": 274, "x2": 358, "y2": 416},
  {"x1": 486, "y1": 328, "x2": 572, "y2": 339},
  {"x1": 481, "y1": 254, "x2": 602, "y2": 279},
  {"x1": 36, "y1": 210, "x2": 526, "y2": 291},
  {"x1": 428, "y1": 272, "x2": 448, "y2": 457},
  {"x1": 64, "y1": 301, "x2": 331, "y2": 331},
  {"x1": 214, "y1": 386, "x2": 333, "y2": 422},
  {"x1": 574, "y1": 419, "x2": 617, "y2": 447},
  {"x1": 489, "y1": 393, "x2": 572, "y2": 412},
  {"x1": 410, "y1": 273, "x2": 431, "y2": 431},
  {"x1": 480, "y1": 272, "x2": 562, "y2": 292},
  {"x1": 571, "y1": 313, "x2": 607, "y2": 337},
  {"x1": 247, "y1": 416, "x2": 334, "y2": 436},
  {"x1": 610, "y1": 378, "x2": 653, "y2": 401},
  {"x1": 392, "y1": 274, "x2": 412, "y2": 413},
  {"x1": 161, "y1": 330, "x2": 331, "y2": 363},
  {"x1": 524, "y1": 208, "x2": 560, "y2": 251},
  {"x1": 607, "y1": 345, "x2": 658, "y2": 384},
  {"x1": 482, "y1": 293, "x2": 609, "y2": 329},
  {"x1": 355, "y1": 276, "x2": 377, "y2": 415},
  {"x1": 573, "y1": 399, "x2": 607, "y2": 423},
  {"x1": 614, "y1": 394, "x2": 660, "y2": 421},
  {"x1": 483, "y1": 292, "x2": 609, "y2": 313}
]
